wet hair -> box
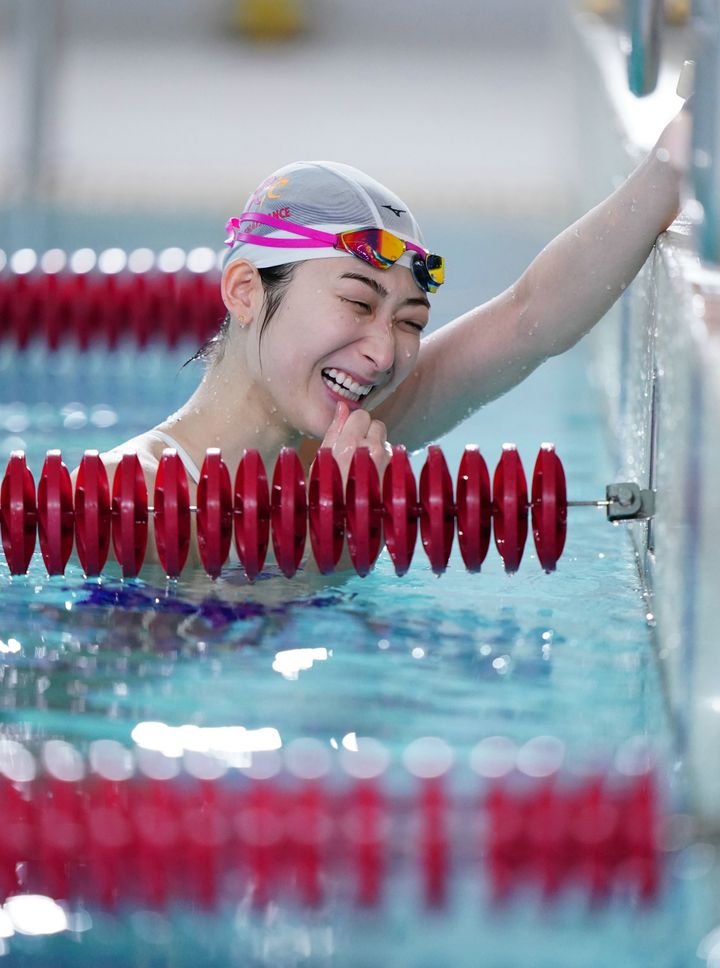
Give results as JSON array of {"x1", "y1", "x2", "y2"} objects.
[{"x1": 184, "y1": 263, "x2": 298, "y2": 367}]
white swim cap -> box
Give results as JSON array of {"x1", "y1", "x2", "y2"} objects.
[{"x1": 223, "y1": 160, "x2": 426, "y2": 271}]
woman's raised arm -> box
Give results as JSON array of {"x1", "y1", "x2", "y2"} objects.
[{"x1": 373, "y1": 107, "x2": 690, "y2": 451}]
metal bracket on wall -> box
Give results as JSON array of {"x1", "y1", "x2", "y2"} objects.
[{"x1": 605, "y1": 482, "x2": 656, "y2": 520}]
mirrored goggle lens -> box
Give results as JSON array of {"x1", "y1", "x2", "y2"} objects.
[
  {"x1": 337, "y1": 229, "x2": 407, "y2": 269},
  {"x1": 425, "y1": 253, "x2": 444, "y2": 286},
  {"x1": 339, "y1": 229, "x2": 444, "y2": 292},
  {"x1": 412, "y1": 253, "x2": 445, "y2": 293}
]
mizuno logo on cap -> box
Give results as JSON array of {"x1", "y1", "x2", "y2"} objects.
[{"x1": 382, "y1": 204, "x2": 405, "y2": 218}]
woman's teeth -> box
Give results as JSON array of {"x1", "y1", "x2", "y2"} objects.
[{"x1": 322, "y1": 369, "x2": 373, "y2": 402}]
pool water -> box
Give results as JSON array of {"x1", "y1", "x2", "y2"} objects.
[
  {"x1": 0, "y1": 338, "x2": 668, "y2": 755},
  {"x1": 0, "y1": 207, "x2": 715, "y2": 965},
  {"x1": 0, "y1": 332, "x2": 712, "y2": 967}
]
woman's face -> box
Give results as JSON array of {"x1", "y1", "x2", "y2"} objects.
[{"x1": 245, "y1": 258, "x2": 431, "y2": 438}]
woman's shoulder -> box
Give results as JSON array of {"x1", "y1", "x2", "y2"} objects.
[
  {"x1": 71, "y1": 431, "x2": 166, "y2": 486},
  {"x1": 102, "y1": 431, "x2": 165, "y2": 469}
]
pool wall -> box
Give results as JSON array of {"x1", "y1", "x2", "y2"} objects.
[{"x1": 573, "y1": 12, "x2": 720, "y2": 830}]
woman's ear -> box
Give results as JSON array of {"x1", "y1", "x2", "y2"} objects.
[{"x1": 221, "y1": 259, "x2": 262, "y2": 325}]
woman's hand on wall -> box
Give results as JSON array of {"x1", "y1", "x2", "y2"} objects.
[{"x1": 654, "y1": 99, "x2": 692, "y2": 180}]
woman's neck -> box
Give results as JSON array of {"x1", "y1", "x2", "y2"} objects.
[{"x1": 157, "y1": 352, "x2": 304, "y2": 478}]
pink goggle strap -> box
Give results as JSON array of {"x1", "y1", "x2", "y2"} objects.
[
  {"x1": 224, "y1": 212, "x2": 337, "y2": 249},
  {"x1": 224, "y1": 212, "x2": 431, "y2": 261}
]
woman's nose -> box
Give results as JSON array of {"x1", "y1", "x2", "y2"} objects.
[{"x1": 361, "y1": 320, "x2": 395, "y2": 374}]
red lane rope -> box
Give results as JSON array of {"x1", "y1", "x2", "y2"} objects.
[
  {"x1": 0, "y1": 760, "x2": 660, "y2": 910},
  {"x1": 0, "y1": 444, "x2": 568, "y2": 579},
  {"x1": 0, "y1": 257, "x2": 224, "y2": 349}
]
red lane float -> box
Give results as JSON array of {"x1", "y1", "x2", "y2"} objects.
[
  {"x1": 196, "y1": 449, "x2": 232, "y2": 579},
  {"x1": 74, "y1": 451, "x2": 111, "y2": 576},
  {"x1": 455, "y1": 446, "x2": 491, "y2": 572},
  {"x1": 419, "y1": 777, "x2": 449, "y2": 907},
  {"x1": 492, "y1": 445, "x2": 529, "y2": 574},
  {"x1": 271, "y1": 448, "x2": 307, "y2": 579},
  {"x1": 382, "y1": 446, "x2": 418, "y2": 576},
  {"x1": 153, "y1": 451, "x2": 191, "y2": 579},
  {"x1": 37, "y1": 451, "x2": 74, "y2": 575},
  {"x1": 308, "y1": 448, "x2": 344, "y2": 574},
  {"x1": 0, "y1": 452, "x2": 37, "y2": 575},
  {"x1": 0, "y1": 443, "x2": 577, "y2": 579},
  {"x1": 345, "y1": 448, "x2": 382, "y2": 577},
  {"x1": 350, "y1": 780, "x2": 385, "y2": 907},
  {"x1": 111, "y1": 454, "x2": 149, "y2": 579},
  {"x1": 2, "y1": 274, "x2": 36, "y2": 349},
  {"x1": 531, "y1": 444, "x2": 567, "y2": 573},
  {"x1": 234, "y1": 449, "x2": 270, "y2": 581},
  {"x1": 419, "y1": 446, "x2": 455, "y2": 576}
]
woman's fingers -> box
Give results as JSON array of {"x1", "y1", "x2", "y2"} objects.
[
  {"x1": 655, "y1": 104, "x2": 692, "y2": 176},
  {"x1": 322, "y1": 411, "x2": 391, "y2": 486},
  {"x1": 364, "y1": 417, "x2": 389, "y2": 461},
  {"x1": 320, "y1": 400, "x2": 351, "y2": 449},
  {"x1": 327, "y1": 410, "x2": 372, "y2": 459},
  {"x1": 365, "y1": 418, "x2": 387, "y2": 447},
  {"x1": 343, "y1": 409, "x2": 373, "y2": 438},
  {"x1": 364, "y1": 419, "x2": 392, "y2": 477}
]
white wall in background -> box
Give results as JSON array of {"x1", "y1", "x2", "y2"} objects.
[{"x1": 0, "y1": 1, "x2": 582, "y2": 217}]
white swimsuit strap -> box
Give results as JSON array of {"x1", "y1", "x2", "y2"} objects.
[{"x1": 148, "y1": 430, "x2": 202, "y2": 485}]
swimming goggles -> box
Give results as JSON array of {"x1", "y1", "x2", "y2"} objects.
[{"x1": 224, "y1": 212, "x2": 445, "y2": 293}]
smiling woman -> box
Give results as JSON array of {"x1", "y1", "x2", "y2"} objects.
[
  {"x1": 93, "y1": 118, "x2": 689, "y2": 566},
  {"x1": 94, "y1": 159, "x2": 436, "y2": 500}
]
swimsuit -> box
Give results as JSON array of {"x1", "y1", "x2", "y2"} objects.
[{"x1": 147, "y1": 430, "x2": 201, "y2": 484}]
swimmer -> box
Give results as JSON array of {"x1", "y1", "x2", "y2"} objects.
[{"x1": 94, "y1": 104, "x2": 690, "y2": 570}]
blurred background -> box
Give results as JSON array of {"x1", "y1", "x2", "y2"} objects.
[
  {"x1": 0, "y1": 0, "x2": 689, "y2": 325},
  {"x1": 0, "y1": 1, "x2": 584, "y2": 241}
]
